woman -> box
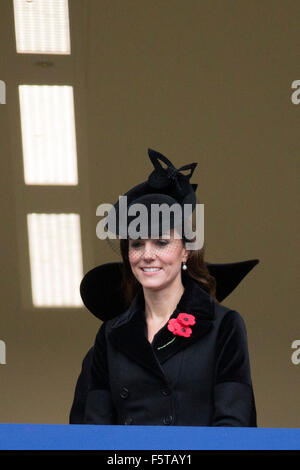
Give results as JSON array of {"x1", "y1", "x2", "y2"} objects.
[
  {"x1": 121, "y1": 229, "x2": 216, "y2": 345},
  {"x1": 80, "y1": 148, "x2": 257, "y2": 426}
]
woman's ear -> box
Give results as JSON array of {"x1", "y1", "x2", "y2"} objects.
[{"x1": 183, "y1": 249, "x2": 190, "y2": 263}]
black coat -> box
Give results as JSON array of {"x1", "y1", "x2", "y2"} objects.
[{"x1": 73, "y1": 274, "x2": 257, "y2": 427}]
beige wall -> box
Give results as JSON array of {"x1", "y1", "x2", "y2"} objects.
[{"x1": 0, "y1": 0, "x2": 299, "y2": 426}]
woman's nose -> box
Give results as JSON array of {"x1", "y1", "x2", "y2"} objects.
[{"x1": 142, "y1": 243, "x2": 156, "y2": 259}]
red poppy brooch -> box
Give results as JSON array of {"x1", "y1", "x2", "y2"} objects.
[
  {"x1": 167, "y1": 313, "x2": 196, "y2": 338},
  {"x1": 156, "y1": 313, "x2": 196, "y2": 351}
]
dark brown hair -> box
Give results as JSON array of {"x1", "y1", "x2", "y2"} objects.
[{"x1": 119, "y1": 235, "x2": 217, "y2": 307}]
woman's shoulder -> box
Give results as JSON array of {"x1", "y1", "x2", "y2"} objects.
[
  {"x1": 212, "y1": 298, "x2": 247, "y2": 329},
  {"x1": 93, "y1": 309, "x2": 129, "y2": 348},
  {"x1": 99, "y1": 306, "x2": 132, "y2": 333}
]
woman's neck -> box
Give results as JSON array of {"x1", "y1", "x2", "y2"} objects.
[{"x1": 143, "y1": 275, "x2": 185, "y2": 322}]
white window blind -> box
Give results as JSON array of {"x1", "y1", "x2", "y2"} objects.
[
  {"x1": 27, "y1": 213, "x2": 83, "y2": 307},
  {"x1": 13, "y1": 0, "x2": 71, "y2": 54},
  {"x1": 19, "y1": 85, "x2": 78, "y2": 185}
]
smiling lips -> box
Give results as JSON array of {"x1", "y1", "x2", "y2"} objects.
[{"x1": 140, "y1": 267, "x2": 162, "y2": 274}]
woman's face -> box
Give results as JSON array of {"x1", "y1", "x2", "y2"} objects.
[{"x1": 128, "y1": 228, "x2": 188, "y2": 290}]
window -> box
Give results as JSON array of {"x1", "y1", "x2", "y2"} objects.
[
  {"x1": 19, "y1": 85, "x2": 78, "y2": 185},
  {"x1": 13, "y1": 0, "x2": 71, "y2": 55},
  {"x1": 27, "y1": 213, "x2": 83, "y2": 306}
]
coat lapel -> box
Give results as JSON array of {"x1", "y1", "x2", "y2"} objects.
[{"x1": 108, "y1": 275, "x2": 215, "y2": 383}]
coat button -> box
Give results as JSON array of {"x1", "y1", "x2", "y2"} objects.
[
  {"x1": 120, "y1": 387, "x2": 129, "y2": 399},
  {"x1": 161, "y1": 388, "x2": 171, "y2": 396},
  {"x1": 163, "y1": 415, "x2": 173, "y2": 425},
  {"x1": 124, "y1": 416, "x2": 133, "y2": 425}
]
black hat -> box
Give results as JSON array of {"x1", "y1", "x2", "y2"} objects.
[
  {"x1": 104, "y1": 148, "x2": 198, "y2": 238},
  {"x1": 80, "y1": 259, "x2": 260, "y2": 321},
  {"x1": 82, "y1": 147, "x2": 260, "y2": 321}
]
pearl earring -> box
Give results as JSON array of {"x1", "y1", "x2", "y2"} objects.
[{"x1": 182, "y1": 262, "x2": 187, "y2": 271}]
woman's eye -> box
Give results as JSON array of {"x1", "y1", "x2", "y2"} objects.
[
  {"x1": 157, "y1": 240, "x2": 169, "y2": 247},
  {"x1": 130, "y1": 242, "x2": 142, "y2": 248},
  {"x1": 129, "y1": 239, "x2": 170, "y2": 249}
]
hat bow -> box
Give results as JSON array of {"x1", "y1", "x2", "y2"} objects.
[{"x1": 147, "y1": 148, "x2": 197, "y2": 197}]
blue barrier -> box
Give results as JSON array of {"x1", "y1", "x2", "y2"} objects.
[{"x1": 0, "y1": 424, "x2": 299, "y2": 450}]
